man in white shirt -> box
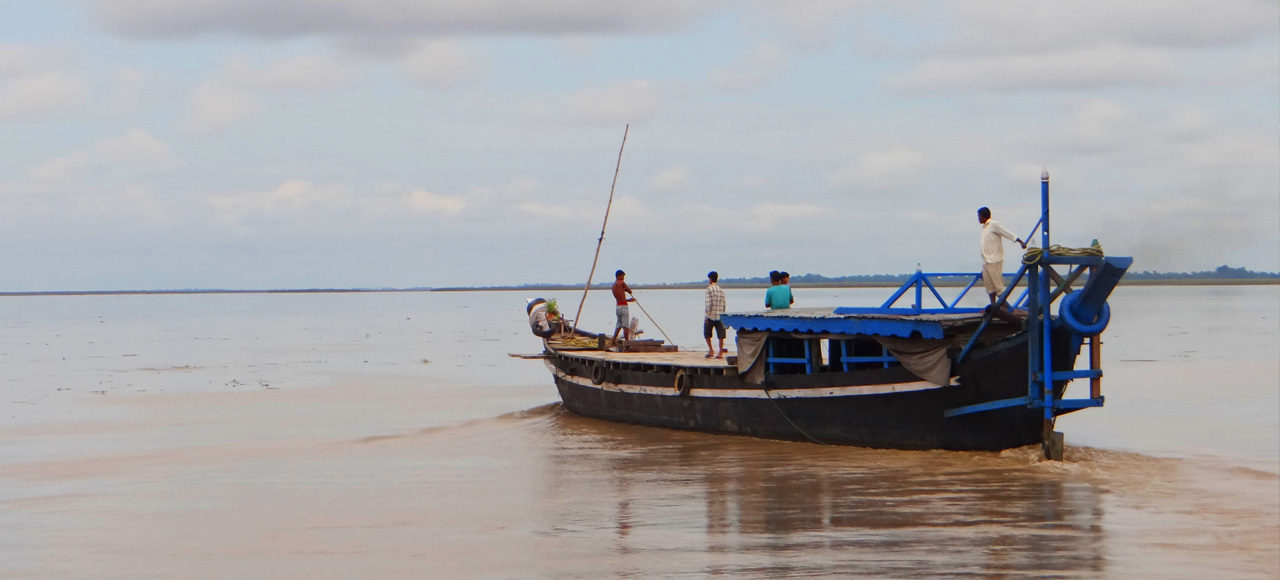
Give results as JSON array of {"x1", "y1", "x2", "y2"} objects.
[{"x1": 978, "y1": 206, "x2": 1026, "y2": 304}]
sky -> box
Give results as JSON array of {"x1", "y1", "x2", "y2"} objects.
[{"x1": 0, "y1": 0, "x2": 1276, "y2": 291}]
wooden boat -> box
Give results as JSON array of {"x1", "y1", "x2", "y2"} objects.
[{"x1": 528, "y1": 172, "x2": 1129, "y2": 458}]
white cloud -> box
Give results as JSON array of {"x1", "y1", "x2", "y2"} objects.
[
  {"x1": 889, "y1": 45, "x2": 1182, "y2": 93},
  {"x1": 560, "y1": 80, "x2": 662, "y2": 124},
  {"x1": 929, "y1": 0, "x2": 1278, "y2": 55},
  {"x1": 509, "y1": 195, "x2": 648, "y2": 225},
  {"x1": 708, "y1": 42, "x2": 788, "y2": 89},
  {"x1": 876, "y1": 1, "x2": 1277, "y2": 95},
  {"x1": 510, "y1": 201, "x2": 584, "y2": 222},
  {"x1": 556, "y1": 35, "x2": 601, "y2": 60},
  {"x1": 207, "y1": 180, "x2": 347, "y2": 225},
  {"x1": 682, "y1": 202, "x2": 827, "y2": 233},
  {"x1": 182, "y1": 82, "x2": 260, "y2": 134},
  {"x1": 180, "y1": 54, "x2": 362, "y2": 133},
  {"x1": 104, "y1": 67, "x2": 149, "y2": 114},
  {"x1": 647, "y1": 165, "x2": 690, "y2": 192},
  {"x1": 222, "y1": 54, "x2": 364, "y2": 91},
  {"x1": 78, "y1": 0, "x2": 716, "y2": 39},
  {"x1": 399, "y1": 40, "x2": 480, "y2": 88},
  {"x1": 829, "y1": 146, "x2": 926, "y2": 189},
  {"x1": 520, "y1": 79, "x2": 661, "y2": 125},
  {"x1": 1055, "y1": 100, "x2": 1142, "y2": 154},
  {"x1": 29, "y1": 129, "x2": 183, "y2": 182},
  {"x1": 0, "y1": 71, "x2": 86, "y2": 120},
  {"x1": 0, "y1": 44, "x2": 71, "y2": 74},
  {"x1": 745, "y1": 1, "x2": 877, "y2": 49},
  {"x1": 205, "y1": 181, "x2": 486, "y2": 232},
  {"x1": 465, "y1": 178, "x2": 540, "y2": 207},
  {"x1": 72, "y1": 185, "x2": 171, "y2": 225},
  {"x1": 0, "y1": 44, "x2": 85, "y2": 120},
  {"x1": 407, "y1": 189, "x2": 466, "y2": 216}
]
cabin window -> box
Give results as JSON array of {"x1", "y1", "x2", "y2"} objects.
[{"x1": 835, "y1": 338, "x2": 899, "y2": 371}]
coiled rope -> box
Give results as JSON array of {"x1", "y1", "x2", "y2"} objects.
[{"x1": 1022, "y1": 243, "x2": 1104, "y2": 265}]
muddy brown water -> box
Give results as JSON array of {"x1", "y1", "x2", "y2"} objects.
[{"x1": 1, "y1": 286, "x2": 1276, "y2": 577}]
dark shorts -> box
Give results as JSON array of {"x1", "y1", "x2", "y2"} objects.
[{"x1": 703, "y1": 318, "x2": 726, "y2": 339}]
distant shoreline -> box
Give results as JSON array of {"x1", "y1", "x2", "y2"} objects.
[
  {"x1": 1, "y1": 278, "x2": 1275, "y2": 297},
  {"x1": 434, "y1": 278, "x2": 1279, "y2": 292}
]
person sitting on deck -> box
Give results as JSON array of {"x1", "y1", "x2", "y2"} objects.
[
  {"x1": 781, "y1": 271, "x2": 795, "y2": 307},
  {"x1": 764, "y1": 270, "x2": 779, "y2": 309},
  {"x1": 765, "y1": 270, "x2": 793, "y2": 310},
  {"x1": 704, "y1": 271, "x2": 727, "y2": 358},
  {"x1": 610, "y1": 270, "x2": 636, "y2": 343}
]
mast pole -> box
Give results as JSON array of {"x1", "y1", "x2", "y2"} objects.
[{"x1": 570, "y1": 124, "x2": 629, "y2": 336}]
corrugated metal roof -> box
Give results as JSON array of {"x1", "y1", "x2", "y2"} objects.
[{"x1": 719, "y1": 307, "x2": 985, "y2": 339}]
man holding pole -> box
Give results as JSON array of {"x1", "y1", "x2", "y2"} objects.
[
  {"x1": 978, "y1": 207, "x2": 1027, "y2": 326},
  {"x1": 610, "y1": 270, "x2": 636, "y2": 343}
]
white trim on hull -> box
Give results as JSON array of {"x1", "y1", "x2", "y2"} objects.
[{"x1": 546, "y1": 360, "x2": 953, "y2": 399}]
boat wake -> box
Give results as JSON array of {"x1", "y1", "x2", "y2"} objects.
[{"x1": 348, "y1": 403, "x2": 566, "y2": 446}]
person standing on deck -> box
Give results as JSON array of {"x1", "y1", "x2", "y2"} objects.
[
  {"x1": 978, "y1": 206, "x2": 1027, "y2": 305},
  {"x1": 704, "y1": 271, "x2": 727, "y2": 358},
  {"x1": 610, "y1": 270, "x2": 636, "y2": 343}
]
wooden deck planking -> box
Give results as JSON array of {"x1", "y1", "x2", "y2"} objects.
[{"x1": 557, "y1": 348, "x2": 736, "y2": 368}]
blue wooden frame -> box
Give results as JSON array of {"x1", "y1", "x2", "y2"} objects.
[
  {"x1": 944, "y1": 171, "x2": 1129, "y2": 421},
  {"x1": 766, "y1": 337, "x2": 812, "y2": 374},
  {"x1": 835, "y1": 270, "x2": 1029, "y2": 316},
  {"x1": 838, "y1": 340, "x2": 896, "y2": 371}
]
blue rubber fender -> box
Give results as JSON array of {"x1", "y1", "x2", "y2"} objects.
[{"x1": 1060, "y1": 291, "x2": 1111, "y2": 335}]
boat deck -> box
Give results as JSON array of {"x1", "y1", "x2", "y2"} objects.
[{"x1": 552, "y1": 347, "x2": 737, "y2": 369}]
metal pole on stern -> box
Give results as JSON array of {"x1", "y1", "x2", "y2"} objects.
[{"x1": 1037, "y1": 169, "x2": 1063, "y2": 460}]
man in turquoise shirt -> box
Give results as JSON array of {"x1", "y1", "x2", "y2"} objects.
[{"x1": 765, "y1": 271, "x2": 793, "y2": 310}]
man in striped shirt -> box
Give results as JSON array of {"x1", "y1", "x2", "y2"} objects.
[{"x1": 704, "y1": 271, "x2": 727, "y2": 358}]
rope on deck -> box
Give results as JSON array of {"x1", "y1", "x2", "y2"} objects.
[
  {"x1": 553, "y1": 335, "x2": 599, "y2": 349},
  {"x1": 1022, "y1": 244, "x2": 1104, "y2": 265}
]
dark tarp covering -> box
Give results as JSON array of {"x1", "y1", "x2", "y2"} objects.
[{"x1": 735, "y1": 331, "x2": 952, "y2": 386}]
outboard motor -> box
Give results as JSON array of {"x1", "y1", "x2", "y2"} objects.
[{"x1": 527, "y1": 298, "x2": 549, "y2": 337}]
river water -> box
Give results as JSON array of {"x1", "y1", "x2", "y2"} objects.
[{"x1": 0, "y1": 286, "x2": 1276, "y2": 578}]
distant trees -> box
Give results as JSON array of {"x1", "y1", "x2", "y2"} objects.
[
  {"x1": 1127, "y1": 265, "x2": 1279, "y2": 280},
  {"x1": 432, "y1": 265, "x2": 1277, "y2": 291}
]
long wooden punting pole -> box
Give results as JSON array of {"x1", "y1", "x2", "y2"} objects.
[
  {"x1": 631, "y1": 295, "x2": 675, "y2": 346},
  {"x1": 570, "y1": 124, "x2": 629, "y2": 336}
]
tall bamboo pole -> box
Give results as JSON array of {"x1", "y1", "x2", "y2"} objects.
[{"x1": 570, "y1": 124, "x2": 629, "y2": 336}]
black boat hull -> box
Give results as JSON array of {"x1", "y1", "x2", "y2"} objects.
[{"x1": 548, "y1": 329, "x2": 1079, "y2": 451}]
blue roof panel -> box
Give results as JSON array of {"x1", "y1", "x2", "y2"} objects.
[{"x1": 719, "y1": 307, "x2": 951, "y2": 339}]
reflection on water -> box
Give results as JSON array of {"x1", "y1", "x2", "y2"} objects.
[{"x1": 530, "y1": 406, "x2": 1108, "y2": 577}]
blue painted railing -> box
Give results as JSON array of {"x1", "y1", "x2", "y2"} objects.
[{"x1": 834, "y1": 270, "x2": 1028, "y2": 316}]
